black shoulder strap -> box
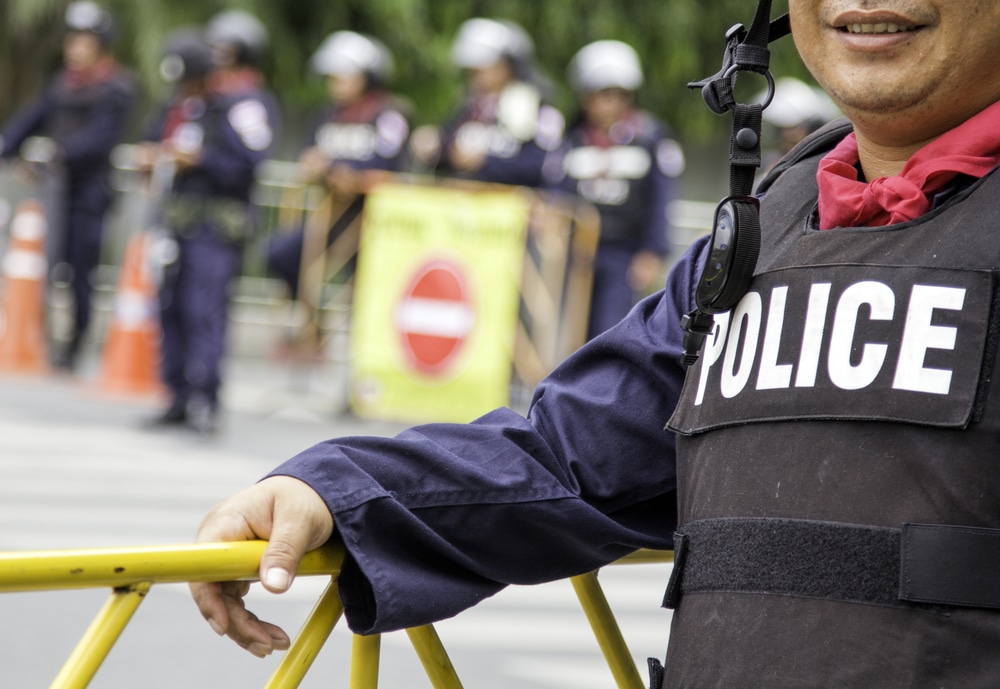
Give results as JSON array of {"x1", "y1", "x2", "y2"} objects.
[
  {"x1": 755, "y1": 116, "x2": 854, "y2": 195},
  {"x1": 679, "y1": 1, "x2": 792, "y2": 367}
]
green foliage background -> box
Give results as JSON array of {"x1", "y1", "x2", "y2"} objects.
[{"x1": 0, "y1": 0, "x2": 816, "y2": 152}]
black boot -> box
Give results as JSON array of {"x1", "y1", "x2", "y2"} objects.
[
  {"x1": 186, "y1": 394, "x2": 219, "y2": 435},
  {"x1": 144, "y1": 399, "x2": 188, "y2": 428}
]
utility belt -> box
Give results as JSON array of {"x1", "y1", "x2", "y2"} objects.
[
  {"x1": 162, "y1": 194, "x2": 253, "y2": 243},
  {"x1": 664, "y1": 517, "x2": 1000, "y2": 612}
]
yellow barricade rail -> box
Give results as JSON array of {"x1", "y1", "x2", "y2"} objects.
[{"x1": 0, "y1": 542, "x2": 672, "y2": 689}]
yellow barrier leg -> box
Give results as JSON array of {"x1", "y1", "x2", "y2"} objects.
[
  {"x1": 405, "y1": 624, "x2": 464, "y2": 689},
  {"x1": 49, "y1": 582, "x2": 152, "y2": 689},
  {"x1": 349, "y1": 633, "x2": 381, "y2": 689},
  {"x1": 265, "y1": 576, "x2": 344, "y2": 689},
  {"x1": 571, "y1": 572, "x2": 646, "y2": 689}
]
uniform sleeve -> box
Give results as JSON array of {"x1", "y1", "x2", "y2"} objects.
[
  {"x1": 198, "y1": 93, "x2": 279, "y2": 197},
  {"x1": 267, "y1": 235, "x2": 712, "y2": 635},
  {"x1": 475, "y1": 140, "x2": 547, "y2": 187},
  {"x1": 640, "y1": 123, "x2": 685, "y2": 256},
  {"x1": 0, "y1": 90, "x2": 50, "y2": 159}
]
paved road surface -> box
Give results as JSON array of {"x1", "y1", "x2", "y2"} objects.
[{"x1": 0, "y1": 356, "x2": 673, "y2": 689}]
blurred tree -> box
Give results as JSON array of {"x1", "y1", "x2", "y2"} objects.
[{"x1": 0, "y1": 0, "x2": 814, "y2": 148}]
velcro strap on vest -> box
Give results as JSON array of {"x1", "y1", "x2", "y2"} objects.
[
  {"x1": 901, "y1": 523, "x2": 1000, "y2": 608},
  {"x1": 664, "y1": 517, "x2": 1000, "y2": 611}
]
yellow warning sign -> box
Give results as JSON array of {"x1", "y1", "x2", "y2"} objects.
[{"x1": 350, "y1": 183, "x2": 530, "y2": 423}]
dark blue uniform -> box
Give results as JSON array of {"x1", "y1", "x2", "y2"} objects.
[
  {"x1": 436, "y1": 82, "x2": 564, "y2": 187},
  {"x1": 266, "y1": 92, "x2": 410, "y2": 297},
  {"x1": 1, "y1": 61, "x2": 135, "y2": 362},
  {"x1": 255, "y1": 115, "x2": 1000, "y2": 689},
  {"x1": 547, "y1": 109, "x2": 684, "y2": 339},
  {"x1": 264, "y1": 234, "x2": 699, "y2": 633},
  {"x1": 148, "y1": 71, "x2": 278, "y2": 424}
]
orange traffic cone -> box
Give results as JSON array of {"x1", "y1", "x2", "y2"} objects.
[
  {"x1": 97, "y1": 232, "x2": 164, "y2": 398},
  {"x1": 0, "y1": 199, "x2": 49, "y2": 374}
]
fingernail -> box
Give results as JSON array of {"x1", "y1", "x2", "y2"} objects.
[
  {"x1": 208, "y1": 618, "x2": 225, "y2": 637},
  {"x1": 248, "y1": 642, "x2": 271, "y2": 658},
  {"x1": 263, "y1": 567, "x2": 290, "y2": 591}
]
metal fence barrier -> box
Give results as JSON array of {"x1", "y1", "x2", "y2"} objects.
[{"x1": 0, "y1": 541, "x2": 672, "y2": 689}]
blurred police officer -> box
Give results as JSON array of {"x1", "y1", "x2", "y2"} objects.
[
  {"x1": 142, "y1": 19, "x2": 278, "y2": 434},
  {"x1": 266, "y1": 30, "x2": 410, "y2": 300},
  {"x1": 548, "y1": 40, "x2": 685, "y2": 339},
  {"x1": 0, "y1": 1, "x2": 136, "y2": 370},
  {"x1": 413, "y1": 18, "x2": 563, "y2": 187},
  {"x1": 759, "y1": 76, "x2": 840, "y2": 172}
]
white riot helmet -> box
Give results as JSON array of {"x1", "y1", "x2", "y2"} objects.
[
  {"x1": 450, "y1": 18, "x2": 534, "y2": 70},
  {"x1": 64, "y1": 1, "x2": 114, "y2": 45},
  {"x1": 311, "y1": 31, "x2": 394, "y2": 84},
  {"x1": 206, "y1": 9, "x2": 269, "y2": 67},
  {"x1": 760, "y1": 77, "x2": 840, "y2": 129},
  {"x1": 568, "y1": 40, "x2": 643, "y2": 94}
]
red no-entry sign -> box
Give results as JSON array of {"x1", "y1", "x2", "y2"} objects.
[{"x1": 395, "y1": 260, "x2": 475, "y2": 374}]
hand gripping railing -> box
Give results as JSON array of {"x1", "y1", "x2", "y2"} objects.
[{"x1": 0, "y1": 542, "x2": 672, "y2": 689}]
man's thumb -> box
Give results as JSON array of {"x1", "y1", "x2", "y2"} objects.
[
  {"x1": 255, "y1": 476, "x2": 335, "y2": 593},
  {"x1": 258, "y1": 529, "x2": 309, "y2": 593}
]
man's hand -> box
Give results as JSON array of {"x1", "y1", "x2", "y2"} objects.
[
  {"x1": 628, "y1": 251, "x2": 665, "y2": 295},
  {"x1": 189, "y1": 476, "x2": 335, "y2": 657}
]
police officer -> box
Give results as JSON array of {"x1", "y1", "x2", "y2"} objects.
[
  {"x1": 266, "y1": 30, "x2": 410, "y2": 300},
  {"x1": 550, "y1": 40, "x2": 685, "y2": 339},
  {"x1": 191, "y1": 1, "x2": 1000, "y2": 686},
  {"x1": 413, "y1": 18, "x2": 563, "y2": 187},
  {"x1": 0, "y1": 1, "x2": 136, "y2": 370},
  {"x1": 143, "y1": 22, "x2": 278, "y2": 434},
  {"x1": 758, "y1": 75, "x2": 839, "y2": 172}
]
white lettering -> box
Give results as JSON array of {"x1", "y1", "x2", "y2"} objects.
[
  {"x1": 721, "y1": 292, "x2": 762, "y2": 399},
  {"x1": 828, "y1": 281, "x2": 894, "y2": 390},
  {"x1": 795, "y1": 283, "x2": 831, "y2": 387},
  {"x1": 695, "y1": 311, "x2": 731, "y2": 405},
  {"x1": 757, "y1": 286, "x2": 793, "y2": 390},
  {"x1": 893, "y1": 285, "x2": 965, "y2": 394}
]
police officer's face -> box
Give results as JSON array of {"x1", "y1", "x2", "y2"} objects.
[
  {"x1": 328, "y1": 72, "x2": 367, "y2": 106},
  {"x1": 466, "y1": 60, "x2": 513, "y2": 96},
  {"x1": 583, "y1": 88, "x2": 633, "y2": 131},
  {"x1": 790, "y1": 0, "x2": 1000, "y2": 147},
  {"x1": 63, "y1": 32, "x2": 103, "y2": 70}
]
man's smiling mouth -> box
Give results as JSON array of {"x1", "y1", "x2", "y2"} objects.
[{"x1": 844, "y1": 23, "x2": 918, "y2": 34}]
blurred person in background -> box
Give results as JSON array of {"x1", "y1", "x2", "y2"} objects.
[
  {"x1": 265, "y1": 30, "x2": 410, "y2": 301},
  {"x1": 758, "y1": 76, "x2": 840, "y2": 172},
  {"x1": 410, "y1": 17, "x2": 563, "y2": 188},
  {"x1": 140, "y1": 17, "x2": 279, "y2": 435},
  {"x1": 0, "y1": 1, "x2": 136, "y2": 371},
  {"x1": 547, "y1": 39, "x2": 684, "y2": 340},
  {"x1": 190, "y1": 0, "x2": 1000, "y2": 683}
]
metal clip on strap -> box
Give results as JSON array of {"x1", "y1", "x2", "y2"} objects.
[{"x1": 679, "y1": 0, "x2": 790, "y2": 367}]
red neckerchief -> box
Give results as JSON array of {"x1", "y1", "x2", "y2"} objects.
[
  {"x1": 209, "y1": 67, "x2": 263, "y2": 97},
  {"x1": 465, "y1": 92, "x2": 500, "y2": 124},
  {"x1": 161, "y1": 96, "x2": 201, "y2": 141},
  {"x1": 334, "y1": 91, "x2": 388, "y2": 124},
  {"x1": 161, "y1": 103, "x2": 186, "y2": 141},
  {"x1": 580, "y1": 109, "x2": 643, "y2": 148},
  {"x1": 817, "y1": 99, "x2": 1000, "y2": 229},
  {"x1": 62, "y1": 56, "x2": 119, "y2": 89}
]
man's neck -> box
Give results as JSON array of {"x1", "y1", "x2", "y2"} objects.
[{"x1": 853, "y1": 131, "x2": 930, "y2": 181}]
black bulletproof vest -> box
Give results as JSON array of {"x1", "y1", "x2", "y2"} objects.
[
  {"x1": 564, "y1": 116, "x2": 660, "y2": 245},
  {"x1": 47, "y1": 79, "x2": 105, "y2": 143},
  {"x1": 664, "y1": 123, "x2": 1000, "y2": 688}
]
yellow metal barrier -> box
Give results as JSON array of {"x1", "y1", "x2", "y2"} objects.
[{"x1": 0, "y1": 542, "x2": 672, "y2": 689}]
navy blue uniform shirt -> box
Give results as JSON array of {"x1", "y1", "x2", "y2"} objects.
[{"x1": 267, "y1": 234, "x2": 710, "y2": 634}]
